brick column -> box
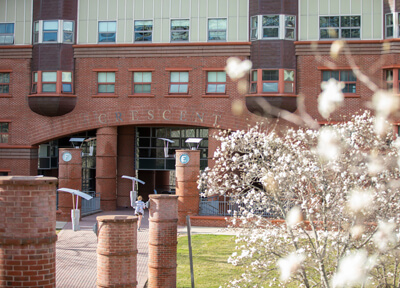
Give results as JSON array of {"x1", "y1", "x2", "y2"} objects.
[
  {"x1": 97, "y1": 126, "x2": 118, "y2": 211},
  {"x1": 58, "y1": 148, "x2": 82, "y2": 221},
  {"x1": 148, "y1": 195, "x2": 179, "y2": 288},
  {"x1": 175, "y1": 150, "x2": 200, "y2": 225},
  {"x1": 97, "y1": 215, "x2": 138, "y2": 288},
  {"x1": 117, "y1": 126, "x2": 136, "y2": 207},
  {"x1": 0, "y1": 176, "x2": 58, "y2": 288}
]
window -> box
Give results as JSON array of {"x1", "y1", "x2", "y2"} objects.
[
  {"x1": 170, "y1": 72, "x2": 188, "y2": 93},
  {"x1": 385, "y1": 69, "x2": 394, "y2": 91},
  {"x1": 262, "y1": 15, "x2": 279, "y2": 38},
  {"x1": 33, "y1": 21, "x2": 39, "y2": 43},
  {"x1": 0, "y1": 73, "x2": 10, "y2": 94},
  {"x1": 319, "y1": 16, "x2": 360, "y2": 39},
  {"x1": 0, "y1": 23, "x2": 14, "y2": 45},
  {"x1": 250, "y1": 16, "x2": 258, "y2": 40},
  {"x1": 43, "y1": 21, "x2": 58, "y2": 42},
  {"x1": 383, "y1": 69, "x2": 400, "y2": 92},
  {"x1": 62, "y1": 72, "x2": 72, "y2": 92},
  {"x1": 208, "y1": 19, "x2": 227, "y2": 41},
  {"x1": 133, "y1": 72, "x2": 152, "y2": 94},
  {"x1": 0, "y1": 123, "x2": 9, "y2": 144},
  {"x1": 206, "y1": 71, "x2": 226, "y2": 94},
  {"x1": 250, "y1": 69, "x2": 296, "y2": 94},
  {"x1": 134, "y1": 20, "x2": 152, "y2": 42},
  {"x1": 285, "y1": 16, "x2": 295, "y2": 39},
  {"x1": 32, "y1": 72, "x2": 38, "y2": 93},
  {"x1": 171, "y1": 20, "x2": 189, "y2": 42},
  {"x1": 42, "y1": 72, "x2": 57, "y2": 92},
  {"x1": 386, "y1": 14, "x2": 394, "y2": 38},
  {"x1": 98, "y1": 72, "x2": 115, "y2": 93},
  {"x1": 99, "y1": 21, "x2": 116, "y2": 43},
  {"x1": 322, "y1": 70, "x2": 356, "y2": 93},
  {"x1": 63, "y1": 21, "x2": 74, "y2": 43}
]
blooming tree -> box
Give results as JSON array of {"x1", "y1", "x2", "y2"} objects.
[{"x1": 200, "y1": 111, "x2": 400, "y2": 287}]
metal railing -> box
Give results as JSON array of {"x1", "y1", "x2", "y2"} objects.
[{"x1": 81, "y1": 191, "x2": 101, "y2": 216}]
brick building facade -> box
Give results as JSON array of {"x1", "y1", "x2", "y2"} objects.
[{"x1": 0, "y1": 0, "x2": 397, "y2": 209}]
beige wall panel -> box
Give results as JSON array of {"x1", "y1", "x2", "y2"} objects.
[
  {"x1": 134, "y1": 0, "x2": 144, "y2": 19},
  {"x1": 309, "y1": 0, "x2": 318, "y2": 15},
  {"x1": 351, "y1": 0, "x2": 362, "y2": 14},
  {"x1": 98, "y1": 0, "x2": 108, "y2": 19},
  {"x1": 340, "y1": 0, "x2": 350, "y2": 14},
  {"x1": 25, "y1": 0, "x2": 31, "y2": 21},
  {"x1": 89, "y1": 0, "x2": 98, "y2": 20},
  {"x1": 228, "y1": 17, "x2": 237, "y2": 41},
  {"x1": 170, "y1": 0, "x2": 179, "y2": 18},
  {"x1": 79, "y1": 0, "x2": 88, "y2": 20},
  {"x1": 239, "y1": 0, "x2": 247, "y2": 17},
  {"x1": 182, "y1": 0, "x2": 190, "y2": 18},
  {"x1": 24, "y1": 21, "x2": 31, "y2": 44},
  {"x1": 308, "y1": 15, "x2": 319, "y2": 39},
  {"x1": 144, "y1": 0, "x2": 153, "y2": 19},
  {"x1": 299, "y1": 15, "x2": 308, "y2": 40},
  {"x1": 0, "y1": 1, "x2": 6, "y2": 22},
  {"x1": 162, "y1": 0, "x2": 170, "y2": 18},
  {"x1": 238, "y1": 16, "x2": 247, "y2": 41},
  {"x1": 14, "y1": 22, "x2": 24, "y2": 44},
  {"x1": 162, "y1": 18, "x2": 169, "y2": 42},
  {"x1": 153, "y1": 18, "x2": 162, "y2": 42},
  {"x1": 126, "y1": 19, "x2": 133, "y2": 42},
  {"x1": 199, "y1": 17, "x2": 207, "y2": 42},
  {"x1": 373, "y1": 14, "x2": 382, "y2": 38},
  {"x1": 191, "y1": 18, "x2": 198, "y2": 41},
  {"x1": 6, "y1": 0, "x2": 16, "y2": 22},
  {"x1": 118, "y1": 0, "x2": 126, "y2": 20},
  {"x1": 108, "y1": 0, "x2": 118, "y2": 19},
  {"x1": 154, "y1": 0, "x2": 162, "y2": 18},
  {"x1": 208, "y1": 0, "x2": 217, "y2": 18},
  {"x1": 191, "y1": 0, "x2": 199, "y2": 17},
  {"x1": 78, "y1": 20, "x2": 88, "y2": 43},
  {"x1": 16, "y1": 0, "x2": 25, "y2": 22},
  {"x1": 125, "y1": 0, "x2": 133, "y2": 19},
  {"x1": 218, "y1": 0, "x2": 228, "y2": 18},
  {"x1": 329, "y1": 0, "x2": 340, "y2": 14},
  {"x1": 299, "y1": 0, "x2": 307, "y2": 16},
  {"x1": 228, "y1": 0, "x2": 237, "y2": 16},
  {"x1": 117, "y1": 19, "x2": 125, "y2": 42},
  {"x1": 319, "y1": 0, "x2": 328, "y2": 15},
  {"x1": 361, "y1": 14, "x2": 372, "y2": 39},
  {"x1": 88, "y1": 20, "x2": 98, "y2": 43},
  {"x1": 199, "y1": 0, "x2": 207, "y2": 17},
  {"x1": 362, "y1": 0, "x2": 372, "y2": 14}
]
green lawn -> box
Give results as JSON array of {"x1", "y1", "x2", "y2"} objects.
[{"x1": 177, "y1": 234, "x2": 245, "y2": 288}]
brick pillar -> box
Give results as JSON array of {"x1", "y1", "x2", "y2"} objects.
[
  {"x1": 148, "y1": 195, "x2": 179, "y2": 288},
  {"x1": 96, "y1": 215, "x2": 138, "y2": 288},
  {"x1": 97, "y1": 126, "x2": 117, "y2": 211},
  {"x1": 175, "y1": 150, "x2": 200, "y2": 225},
  {"x1": 117, "y1": 126, "x2": 136, "y2": 208},
  {"x1": 58, "y1": 148, "x2": 82, "y2": 221},
  {"x1": 0, "y1": 176, "x2": 58, "y2": 288}
]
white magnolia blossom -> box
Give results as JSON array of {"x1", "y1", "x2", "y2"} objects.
[
  {"x1": 286, "y1": 206, "x2": 303, "y2": 228},
  {"x1": 277, "y1": 252, "x2": 305, "y2": 282},
  {"x1": 318, "y1": 78, "x2": 345, "y2": 119},
  {"x1": 373, "y1": 221, "x2": 397, "y2": 252},
  {"x1": 225, "y1": 57, "x2": 252, "y2": 81},
  {"x1": 317, "y1": 127, "x2": 341, "y2": 161},
  {"x1": 347, "y1": 189, "x2": 374, "y2": 214}
]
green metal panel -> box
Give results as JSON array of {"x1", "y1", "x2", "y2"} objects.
[
  {"x1": 153, "y1": 18, "x2": 162, "y2": 42},
  {"x1": 191, "y1": 0, "x2": 199, "y2": 17},
  {"x1": 228, "y1": 0, "x2": 237, "y2": 17},
  {"x1": 162, "y1": 18, "x2": 170, "y2": 42},
  {"x1": 126, "y1": 0, "x2": 134, "y2": 19},
  {"x1": 239, "y1": 0, "x2": 247, "y2": 17},
  {"x1": 98, "y1": 0, "x2": 108, "y2": 19},
  {"x1": 6, "y1": 0, "x2": 16, "y2": 22},
  {"x1": 79, "y1": 0, "x2": 88, "y2": 20},
  {"x1": 218, "y1": 0, "x2": 228, "y2": 18},
  {"x1": 24, "y1": 21, "x2": 31, "y2": 44},
  {"x1": 117, "y1": 20, "x2": 124, "y2": 42},
  {"x1": 170, "y1": 0, "x2": 179, "y2": 18},
  {"x1": 134, "y1": 0, "x2": 144, "y2": 19},
  {"x1": 362, "y1": 0, "x2": 372, "y2": 14},
  {"x1": 299, "y1": 15, "x2": 308, "y2": 40},
  {"x1": 118, "y1": 0, "x2": 126, "y2": 20},
  {"x1": 88, "y1": 20, "x2": 98, "y2": 43},
  {"x1": 14, "y1": 22, "x2": 23, "y2": 44},
  {"x1": 228, "y1": 16, "x2": 237, "y2": 41},
  {"x1": 308, "y1": 15, "x2": 319, "y2": 40},
  {"x1": 340, "y1": 0, "x2": 350, "y2": 14},
  {"x1": 362, "y1": 14, "x2": 372, "y2": 39},
  {"x1": 309, "y1": 0, "x2": 318, "y2": 15},
  {"x1": 154, "y1": 0, "x2": 162, "y2": 18},
  {"x1": 191, "y1": 18, "x2": 198, "y2": 41},
  {"x1": 208, "y1": 0, "x2": 217, "y2": 18},
  {"x1": 0, "y1": 1, "x2": 6, "y2": 22},
  {"x1": 16, "y1": 0, "x2": 25, "y2": 22},
  {"x1": 330, "y1": 0, "x2": 339, "y2": 14},
  {"x1": 162, "y1": 0, "x2": 170, "y2": 18},
  {"x1": 199, "y1": 0, "x2": 207, "y2": 18},
  {"x1": 78, "y1": 20, "x2": 88, "y2": 43},
  {"x1": 351, "y1": 0, "x2": 362, "y2": 14},
  {"x1": 373, "y1": 0, "x2": 382, "y2": 39},
  {"x1": 198, "y1": 17, "x2": 207, "y2": 41},
  {"x1": 181, "y1": 0, "x2": 190, "y2": 18},
  {"x1": 238, "y1": 16, "x2": 247, "y2": 41},
  {"x1": 108, "y1": 0, "x2": 118, "y2": 19},
  {"x1": 25, "y1": 0, "x2": 31, "y2": 21},
  {"x1": 126, "y1": 19, "x2": 133, "y2": 42},
  {"x1": 319, "y1": 0, "x2": 329, "y2": 15},
  {"x1": 144, "y1": 0, "x2": 153, "y2": 19},
  {"x1": 299, "y1": 0, "x2": 308, "y2": 16},
  {"x1": 89, "y1": 0, "x2": 98, "y2": 20}
]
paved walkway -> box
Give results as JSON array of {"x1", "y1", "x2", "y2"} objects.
[{"x1": 56, "y1": 209, "x2": 236, "y2": 287}]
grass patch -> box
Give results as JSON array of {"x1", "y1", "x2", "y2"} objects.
[{"x1": 177, "y1": 234, "x2": 244, "y2": 288}]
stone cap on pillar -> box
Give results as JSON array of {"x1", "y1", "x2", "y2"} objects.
[
  {"x1": 0, "y1": 176, "x2": 58, "y2": 185},
  {"x1": 97, "y1": 215, "x2": 137, "y2": 223},
  {"x1": 149, "y1": 194, "x2": 179, "y2": 200}
]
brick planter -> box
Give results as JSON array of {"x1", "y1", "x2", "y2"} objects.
[{"x1": 0, "y1": 176, "x2": 58, "y2": 288}]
